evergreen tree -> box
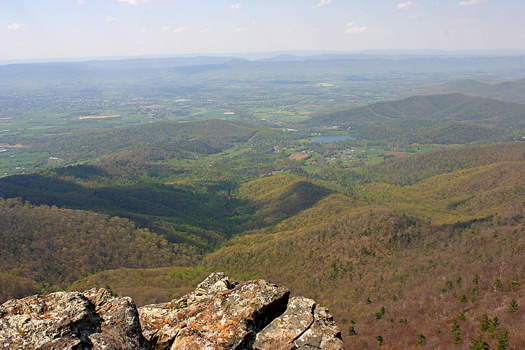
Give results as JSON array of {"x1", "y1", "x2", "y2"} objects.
[
  {"x1": 495, "y1": 329, "x2": 510, "y2": 350},
  {"x1": 452, "y1": 321, "x2": 462, "y2": 345},
  {"x1": 480, "y1": 314, "x2": 490, "y2": 332},
  {"x1": 470, "y1": 335, "x2": 490, "y2": 350},
  {"x1": 507, "y1": 299, "x2": 518, "y2": 314}
]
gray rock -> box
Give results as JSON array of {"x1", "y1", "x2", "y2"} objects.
[
  {"x1": 0, "y1": 274, "x2": 344, "y2": 350},
  {"x1": 253, "y1": 296, "x2": 344, "y2": 350},
  {"x1": 139, "y1": 273, "x2": 290, "y2": 349},
  {"x1": 0, "y1": 289, "x2": 150, "y2": 350}
]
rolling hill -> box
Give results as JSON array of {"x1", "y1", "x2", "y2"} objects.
[
  {"x1": 416, "y1": 78, "x2": 525, "y2": 103},
  {"x1": 29, "y1": 119, "x2": 272, "y2": 161},
  {"x1": 304, "y1": 93, "x2": 525, "y2": 144}
]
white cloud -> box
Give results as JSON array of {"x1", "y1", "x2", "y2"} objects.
[
  {"x1": 77, "y1": 0, "x2": 85, "y2": 4},
  {"x1": 313, "y1": 0, "x2": 331, "y2": 9},
  {"x1": 397, "y1": 1, "x2": 416, "y2": 10},
  {"x1": 7, "y1": 23, "x2": 25, "y2": 31},
  {"x1": 201, "y1": 28, "x2": 211, "y2": 33},
  {"x1": 162, "y1": 26, "x2": 171, "y2": 32},
  {"x1": 106, "y1": 16, "x2": 116, "y2": 22},
  {"x1": 173, "y1": 27, "x2": 188, "y2": 33},
  {"x1": 233, "y1": 27, "x2": 246, "y2": 32},
  {"x1": 117, "y1": 0, "x2": 152, "y2": 5},
  {"x1": 230, "y1": 3, "x2": 242, "y2": 10},
  {"x1": 459, "y1": 0, "x2": 489, "y2": 5},
  {"x1": 346, "y1": 22, "x2": 367, "y2": 34}
]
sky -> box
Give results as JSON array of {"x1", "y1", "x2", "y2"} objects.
[{"x1": 1, "y1": 0, "x2": 525, "y2": 61}]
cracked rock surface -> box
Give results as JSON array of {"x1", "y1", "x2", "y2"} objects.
[
  {"x1": 253, "y1": 296, "x2": 344, "y2": 350},
  {"x1": 0, "y1": 273, "x2": 344, "y2": 349},
  {"x1": 0, "y1": 288, "x2": 150, "y2": 350},
  {"x1": 139, "y1": 272, "x2": 291, "y2": 349}
]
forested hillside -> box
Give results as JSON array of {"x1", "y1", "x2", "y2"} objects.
[
  {"x1": 206, "y1": 207, "x2": 524, "y2": 350},
  {"x1": 0, "y1": 102, "x2": 524, "y2": 349},
  {"x1": 0, "y1": 197, "x2": 194, "y2": 302},
  {"x1": 28, "y1": 119, "x2": 272, "y2": 161},
  {"x1": 304, "y1": 93, "x2": 525, "y2": 144},
  {"x1": 417, "y1": 78, "x2": 525, "y2": 103}
]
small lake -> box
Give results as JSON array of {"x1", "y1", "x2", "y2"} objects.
[{"x1": 312, "y1": 135, "x2": 356, "y2": 143}]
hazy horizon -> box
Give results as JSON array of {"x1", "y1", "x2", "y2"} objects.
[
  {"x1": 3, "y1": 48, "x2": 525, "y2": 66},
  {"x1": 2, "y1": 0, "x2": 525, "y2": 62}
]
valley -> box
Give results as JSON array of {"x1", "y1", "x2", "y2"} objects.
[{"x1": 0, "y1": 54, "x2": 524, "y2": 349}]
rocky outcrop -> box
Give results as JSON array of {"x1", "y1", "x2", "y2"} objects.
[
  {"x1": 0, "y1": 273, "x2": 344, "y2": 350},
  {"x1": 253, "y1": 296, "x2": 343, "y2": 350},
  {"x1": 0, "y1": 288, "x2": 150, "y2": 350}
]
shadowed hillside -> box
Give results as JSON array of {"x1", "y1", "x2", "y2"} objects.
[{"x1": 0, "y1": 197, "x2": 195, "y2": 303}]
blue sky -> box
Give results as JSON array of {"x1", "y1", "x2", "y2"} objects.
[{"x1": 1, "y1": 0, "x2": 524, "y2": 61}]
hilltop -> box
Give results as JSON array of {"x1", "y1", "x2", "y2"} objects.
[
  {"x1": 304, "y1": 93, "x2": 525, "y2": 144},
  {"x1": 416, "y1": 78, "x2": 525, "y2": 103}
]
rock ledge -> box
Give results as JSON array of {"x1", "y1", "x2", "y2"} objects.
[{"x1": 0, "y1": 273, "x2": 344, "y2": 349}]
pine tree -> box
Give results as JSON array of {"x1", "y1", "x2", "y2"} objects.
[
  {"x1": 488, "y1": 317, "x2": 499, "y2": 338},
  {"x1": 452, "y1": 321, "x2": 462, "y2": 345},
  {"x1": 470, "y1": 335, "x2": 490, "y2": 350},
  {"x1": 480, "y1": 314, "x2": 490, "y2": 332},
  {"x1": 507, "y1": 299, "x2": 518, "y2": 314},
  {"x1": 495, "y1": 329, "x2": 510, "y2": 350}
]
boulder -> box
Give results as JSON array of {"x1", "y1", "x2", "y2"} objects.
[
  {"x1": 0, "y1": 288, "x2": 150, "y2": 350},
  {"x1": 138, "y1": 272, "x2": 291, "y2": 349},
  {"x1": 253, "y1": 296, "x2": 344, "y2": 350}
]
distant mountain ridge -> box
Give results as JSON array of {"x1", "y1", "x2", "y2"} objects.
[
  {"x1": 416, "y1": 78, "x2": 525, "y2": 103},
  {"x1": 3, "y1": 48, "x2": 525, "y2": 65},
  {"x1": 2, "y1": 55, "x2": 524, "y2": 82}
]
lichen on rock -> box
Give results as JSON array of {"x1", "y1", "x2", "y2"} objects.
[
  {"x1": 139, "y1": 272, "x2": 291, "y2": 349},
  {"x1": 0, "y1": 273, "x2": 344, "y2": 350},
  {"x1": 0, "y1": 288, "x2": 150, "y2": 350}
]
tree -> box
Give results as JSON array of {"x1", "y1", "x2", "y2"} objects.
[
  {"x1": 507, "y1": 299, "x2": 518, "y2": 314},
  {"x1": 416, "y1": 333, "x2": 426, "y2": 345},
  {"x1": 495, "y1": 329, "x2": 510, "y2": 350},
  {"x1": 488, "y1": 317, "x2": 499, "y2": 338},
  {"x1": 376, "y1": 335, "x2": 384, "y2": 346},
  {"x1": 375, "y1": 306, "x2": 386, "y2": 320},
  {"x1": 452, "y1": 321, "x2": 462, "y2": 345},
  {"x1": 469, "y1": 335, "x2": 490, "y2": 350},
  {"x1": 480, "y1": 314, "x2": 490, "y2": 332}
]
